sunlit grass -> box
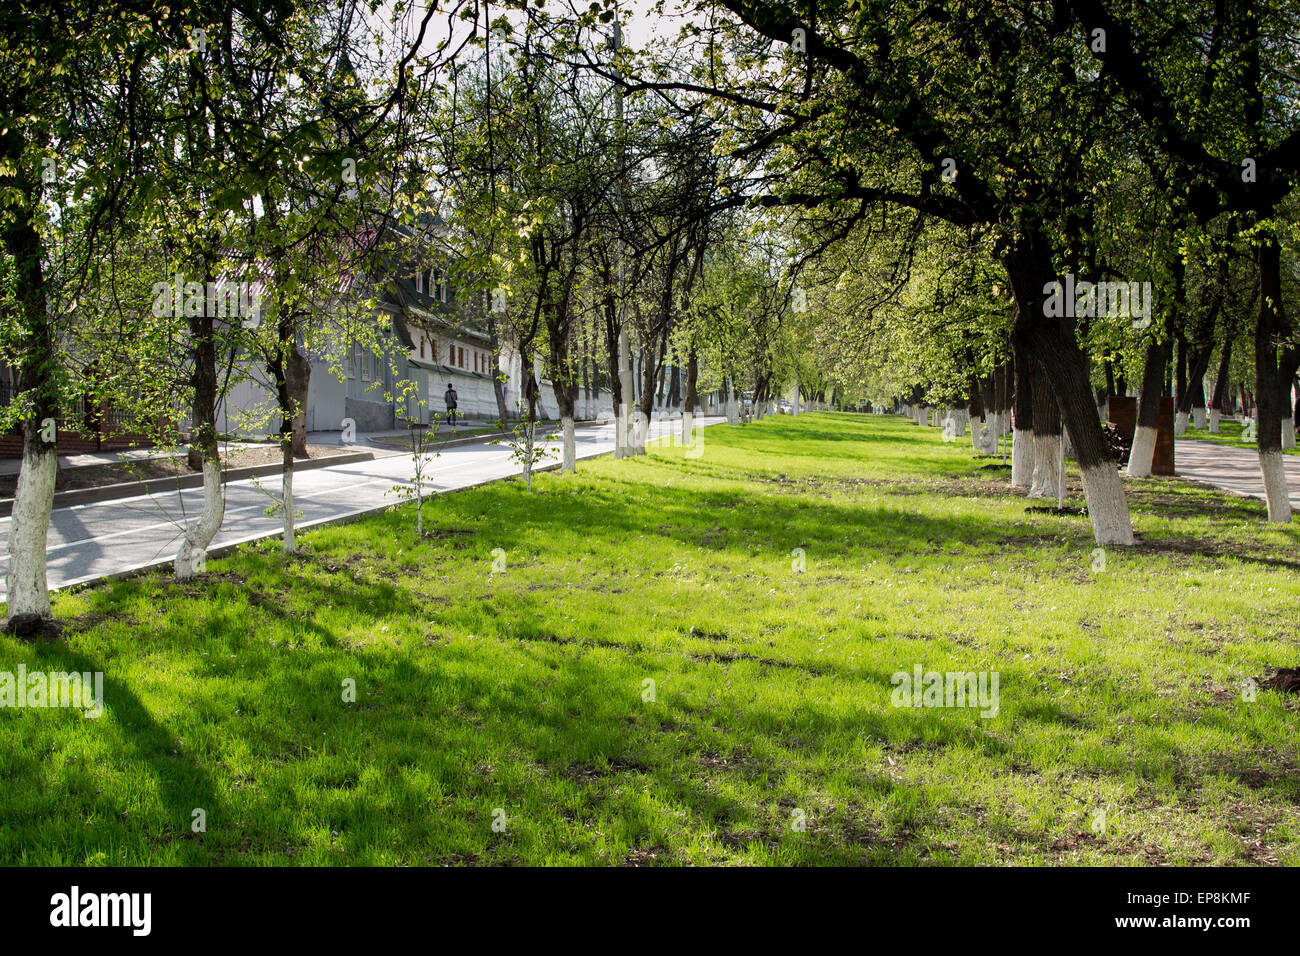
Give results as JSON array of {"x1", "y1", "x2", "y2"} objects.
[
  {"x1": 2, "y1": 412, "x2": 1297, "y2": 865},
  {"x1": 1181, "y1": 417, "x2": 1300, "y2": 455}
]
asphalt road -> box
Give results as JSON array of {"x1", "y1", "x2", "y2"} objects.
[
  {"x1": 0, "y1": 415, "x2": 721, "y2": 600},
  {"x1": 1174, "y1": 436, "x2": 1300, "y2": 507}
]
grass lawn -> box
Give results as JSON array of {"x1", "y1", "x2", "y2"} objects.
[
  {"x1": 2, "y1": 412, "x2": 1298, "y2": 865},
  {"x1": 1180, "y1": 417, "x2": 1300, "y2": 455}
]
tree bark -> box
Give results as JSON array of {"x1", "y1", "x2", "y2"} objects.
[
  {"x1": 1006, "y1": 233, "x2": 1133, "y2": 544},
  {"x1": 1011, "y1": 339, "x2": 1034, "y2": 489},
  {"x1": 1128, "y1": 335, "x2": 1169, "y2": 478},
  {"x1": 2, "y1": 213, "x2": 59, "y2": 625},
  {"x1": 176, "y1": 303, "x2": 224, "y2": 579},
  {"x1": 1254, "y1": 238, "x2": 1297, "y2": 521},
  {"x1": 1028, "y1": 359, "x2": 1061, "y2": 498},
  {"x1": 287, "y1": 340, "x2": 310, "y2": 458}
]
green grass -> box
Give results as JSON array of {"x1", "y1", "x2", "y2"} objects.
[{"x1": 3, "y1": 412, "x2": 1299, "y2": 865}]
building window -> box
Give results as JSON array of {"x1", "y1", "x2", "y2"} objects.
[
  {"x1": 434, "y1": 269, "x2": 445, "y2": 302},
  {"x1": 361, "y1": 348, "x2": 372, "y2": 381},
  {"x1": 415, "y1": 271, "x2": 424, "y2": 294},
  {"x1": 420, "y1": 337, "x2": 425, "y2": 360},
  {"x1": 458, "y1": 346, "x2": 465, "y2": 367}
]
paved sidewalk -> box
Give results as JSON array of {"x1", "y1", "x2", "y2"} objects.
[
  {"x1": 1174, "y1": 437, "x2": 1300, "y2": 507},
  {"x1": 0, "y1": 446, "x2": 189, "y2": 477},
  {"x1": 0, "y1": 415, "x2": 720, "y2": 599}
]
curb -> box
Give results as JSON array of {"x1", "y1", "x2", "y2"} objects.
[{"x1": 363, "y1": 419, "x2": 612, "y2": 454}]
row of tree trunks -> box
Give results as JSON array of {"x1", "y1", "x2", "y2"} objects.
[{"x1": 1005, "y1": 231, "x2": 1134, "y2": 545}]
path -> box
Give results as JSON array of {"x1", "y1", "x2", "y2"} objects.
[
  {"x1": 1174, "y1": 437, "x2": 1300, "y2": 507},
  {"x1": 0, "y1": 416, "x2": 720, "y2": 600}
]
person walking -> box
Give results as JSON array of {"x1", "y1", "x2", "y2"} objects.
[{"x1": 445, "y1": 382, "x2": 459, "y2": 427}]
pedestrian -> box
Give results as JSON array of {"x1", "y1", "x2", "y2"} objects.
[{"x1": 445, "y1": 382, "x2": 459, "y2": 427}]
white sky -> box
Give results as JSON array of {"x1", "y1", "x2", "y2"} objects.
[{"x1": 361, "y1": 0, "x2": 700, "y2": 71}]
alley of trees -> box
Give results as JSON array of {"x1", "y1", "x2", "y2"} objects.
[{"x1": 2, "y1": 0, "x2": 1299, "y2": 630}]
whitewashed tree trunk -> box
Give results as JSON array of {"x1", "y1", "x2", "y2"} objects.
[
  {"x1": 4, "y1": 441, "x2": 57, "y2": 622},
  {"x1": 282, "y1": 464, "x2": 295, "y2": 553},
  {"x1": 970, "y1": 415, "x2": 983, "y2": 452},
  {"x1": 1127, "y1": 425, "x2": 1157, "y2": 478},
  {"x1": 977, "y1": 412, "x2": 999, "y2": 455},
  {"x1": 1282, "y1": 419, "x2": 1296, "y2": 451},
  {"x1": 634, "y1": 409, "x2": 649, "y2": 453},
  {"x1": 1011, "y1": 427, "x2": 1032, "y2": 489},
  {"x1": 1079, "y1": 461, "x2": 1134, "y2": 545},
  {"x1": 1208, "y1": 408, "x2": 1221, "y2": 433},
  {"x1": 1030, "y1": 433, "x2": 1062, "y2": 498},
  {"x1": 681, "y1": 408, "x2": 695, "y2": 448},
  {"x1": 1191, "y1": 406, "x2": 1207, "y2": 429},
  {"x1": 523, "y1": 419, "x2": 536, "y2": 491},
  {"x1": 1174, "y1": 410, "x2": 1189, "y2": 435},
  {"x1": 561, "y1": 415, "x2": 576, "y2": 472},
  {"x1": 614, "y1": 402, "x2": 628, "y2": 459},
  {"x1": 175, "y1": 459, "x2": 224, "y2": 579},
  {"x1": 1259, "y1": 448, "x2": 1292, "y2": 522}
]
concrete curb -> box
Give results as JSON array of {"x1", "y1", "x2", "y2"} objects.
[{"x1": 364, "y1": 419, "x2": 613, "y2": 454}]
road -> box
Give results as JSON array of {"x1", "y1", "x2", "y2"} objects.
[
  {"x1": 0, "y1": 416, "x2": 720, "y2": 599},
  {"x1": 1175, "y1": 437, "x2": 1300, "y2": 507}
]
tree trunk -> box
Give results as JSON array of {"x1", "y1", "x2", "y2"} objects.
[
  {"x1": 1011, "y1": 340, "x2": 1034, "y2": 489},
  {"x1": 682, "y1": 347, "x2": 699, "y2": 449},
  {"x1": 1283, "y1": 378, "x2": 1298, "y2": 450},
  {"x1": 177, "y1": 301, "x2": 226, "y2": 578},
  {"x1": 2, "y1": 214, "x2": 59, "y2": 626},
  {"x1": 287, "y1": 340, "x2": 310, "y2": 458},
  {"x1": 1128, "y1": 336, "x2": 1169, "y2": 478},
  {"x1": 1028, "y1": 360, "x2": 1062, "y2": 498},
  {"x1": 552, "y1": 377, "x2": 577, "y2": 473},
  {"x1": 1254, "y1": 239, "x2": 1297, "y2": 520},
  {"x1": 271, "y1": 338, "x2": 297, "y2": 552},
  {"x1": 522, "y1": 368, "x2": 540, "y2": 491},
  {"x1": 1211, "y1": 329, "x2": 1232, "y2": 434}
]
